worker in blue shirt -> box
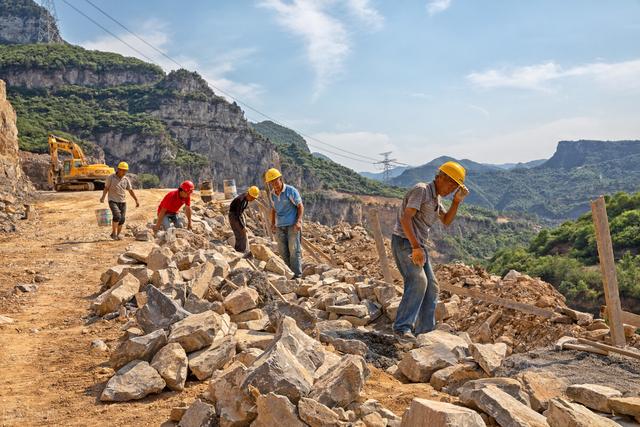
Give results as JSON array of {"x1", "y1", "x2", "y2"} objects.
[{"x1": 265, "y1": 168, "x2": 304, "y2": 278}]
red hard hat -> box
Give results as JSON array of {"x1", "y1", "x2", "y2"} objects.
[{"x1": 180, "y1": 180, "x2": 195, "y2": 193}]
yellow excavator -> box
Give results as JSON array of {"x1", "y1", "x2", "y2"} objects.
[{"x1": 48, "y1": 134, "x2": 114, "y2": 191}]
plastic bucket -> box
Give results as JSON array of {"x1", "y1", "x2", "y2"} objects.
[
  {"x1": 223, "y1": 179, "x2": 237, "y2": 199},
  {"x1": 95, "y1": 208, "x2": 112, "y2": 227},
  {"x1": 200, "y1": 180, "x2": 213, "y2": 202}
]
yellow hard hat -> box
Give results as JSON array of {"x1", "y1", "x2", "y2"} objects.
[
  {"x1": 265, "y1": 168, "x2": 282, "y2": 183},
  {"x1": 438, "y1": 161, "x2": 466, "y2": 186},
  {"x1": 117, "y1": 161, "x2": 129, "y2": 171},
  {"x1": 248, "y1": 186, "x2": 260, "y2": 198}
]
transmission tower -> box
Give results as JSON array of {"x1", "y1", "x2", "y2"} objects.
[
  {"x1": 37, "y1": 0, "x2": 59, "y2": 43},
  {"x1": 375, "y1": 152, "x2": 397, "y2": 184}
]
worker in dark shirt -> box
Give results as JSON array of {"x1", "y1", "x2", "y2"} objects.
[{"x1": 229, "y1": 186, "x2": 260, "y2": 253}]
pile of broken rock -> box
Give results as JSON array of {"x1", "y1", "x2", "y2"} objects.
[{"x1": 87, "y1": 201, "x2": 640, "y2": 426}]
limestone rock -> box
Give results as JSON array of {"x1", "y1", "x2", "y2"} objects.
[
  {"x1": 462, "y1": 385, "x2": 548, "y2": 427},
  {"x1": 188, "y1": 335, "x2": 236, "y2": 380},
  {"x1": 178, "y1": 399, "x2": 217, "y2": 427},
  {"x1": 151, "y1": 267, "x2": 183, "y2": 289},
  {"x1": 209, "y1": 362, "x2": 257, "y2": 425},
  {"x1": 93, "y1": 273, "x2": 140, "y2": 315},
  {"x1": 266, "y1": 300, "x2": 317, "y2": 334},
  {"x1": 124, "y1": 242, "x2": 157, "y2": 264},
  {"x1": 242, "y1": 317, "x2": 325, "y2": 402},
  {"x1": 110, "y1": 329, "x2": 168, "y2": 369},
  {"x1": 400, "y1": 398, "x2": 486, "y2": 427},
  {"x1": 265, "y1": 257, "x2": 294, "y2": 278},
  {"x1": 469, "y1": 343, "x2": 507, "y2": 375},
  {"x1": 151, "y1": 342, "x2": 188, "y2": 391},
  {"x1": 230, "y1": 308, "x2": 263, "y2": 323},
  {"x1": 416, "y1": 330, "x2": 469, "y2": 357},
  {"x1": 608, "y1": 396, "x2": 640, "y2": 418},
  {"x1": 234, "y1": 347, "x2": 264, "y2": 366},
  {"x1": 168, "y1": 310, "x2": 229, "y2": 353},
  {"x1": 147, "y1": 246, "x2": 174, "y2": 271},
  {"x1": 136, "y1": 285, "x2": 191, "y2": 333},
  {"x1": 544, "y1": 398, "x2": 619, "y2": 427},
  {"x1": 459, "y1": 378, "x2": 531, "y2": 408},
  {"x1": 250, "y1": 243, "x2": 277, "y2": 262},
  {"x1": 326, "y1": 304, "x2": 368, "y2": 318},
  {"x1": 566, "y1": 384, "x2": 622, "y2": 413},
  {"x1": 518, "y1": 371, "x2": 567, "y2": 412},
  {"x1": 236, "y1": 329, "x2": 274, "y2": 350},
  {"x1": 100, "y1": 360, "x2": 165, "y2": 402},
  {"x1": 429, "y1": 362, "x2": 485, "y2": 392},
  {"x1": 298, "y1": 397, "x2": 341, "y2": 427},
  {"x1": 190, "y1": 261, "x2": 215, "y2": 299},
  {"x1": 224, "y1": 287, "x2": 260, "y2": 314},
  {"x1": 252, "y1": 392, "x2": 305, "y2": 427},
  {"x1": 398, "y1": 344, "x2": 458, "y2": 383},
  {"x1": 309, "y1": 354, "x2": 370, "y2": 408}
]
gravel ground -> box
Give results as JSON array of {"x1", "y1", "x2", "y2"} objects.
[{"x1": 497, "y1": 346, "x2": 640, "y2": 394}]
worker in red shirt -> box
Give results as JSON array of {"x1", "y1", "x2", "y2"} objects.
[{"x1": 153, "y1": 180, "x2": 194, "y2": 232}]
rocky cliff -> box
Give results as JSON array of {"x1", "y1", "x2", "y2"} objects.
[
  {"x1": 0, "y1": 0, "x2": 63, "y2": 45},
  {"x1": 0, "y1": 78, "x2": 31, "y2": 230},
  {"x1": 540, "y1": 139, "x2": 640, "y2": 169}
]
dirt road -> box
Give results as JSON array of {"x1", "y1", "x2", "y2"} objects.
[
  {"x1": 0, "y1": 190, "x2": 211, "y2": 426},
  {"x1": 0, "y1": 189, "x2": 449, "y2": 426}
]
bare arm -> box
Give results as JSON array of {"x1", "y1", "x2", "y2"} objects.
[
  {"x1": 270, "y1": 208, "x2": 276, "y2": 230},
  {"x1": 100, "y1": 180, "x2": 110, "y2": 202},
  {"x1": 185, "y1": 205, "x2": 192, "y2": 229},
  {"x1": 154, "y1": 207, "x2": 167, "y2": 231},
  {"x1": 439, "y1": 187, "x2": 468, "y2": 226},
  {"x1": 294, "y1": 203, "x2": 304, "y2": 231},
  {"x1": 128, "y1": 189, "x2": 139, "y2": 207}
]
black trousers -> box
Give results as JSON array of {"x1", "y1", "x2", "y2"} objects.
[
  {"x1": 108, "y1": 201, "x2": 126, "y2": 225},
  {"x1": 229, "y1": 215, "x2": 247, "y2": 253}
]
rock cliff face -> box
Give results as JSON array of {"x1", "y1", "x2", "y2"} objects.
[
  {"x1": 0, "y1": 0, "x2": 64, "y2": 45},
  {"x1": 540, "y1": 140, "x2": 640, "y2": 169},
  {"x1": 0, "y1": 78, "x2": 31, "y2": 230},
  {"x1": 0, "y1": 66, "x2": 163, "y2": 89}
]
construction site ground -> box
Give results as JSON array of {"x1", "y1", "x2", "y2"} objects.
[
  {"x1": 1, "y1": 190, "x2": 639, "y2": 426},
  {"x1": 0, "y1": 190, "x2": 439, "y2": 426}
]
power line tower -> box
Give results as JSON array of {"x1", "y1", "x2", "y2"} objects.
[
  {"x1": 375, "y1": 152, "x2": 397, "y2": 184},
  {"x1": 37, "y1": 0, "x2": 59, "y2": 43}
]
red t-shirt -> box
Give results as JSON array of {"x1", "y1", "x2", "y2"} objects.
[{"x1": 158, "y1": 189, "x2": 191, "y2": 214}]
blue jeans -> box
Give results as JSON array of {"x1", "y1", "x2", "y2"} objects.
[
  {"x1": 276, "y1": 225, "x2": 302, "y2": 278},
  {"x1": 391, "y1": 234, "x2": 439, "y2": 335},
  {"x1": 162, "y1": 213, "x2": 184, "y2": 230}
]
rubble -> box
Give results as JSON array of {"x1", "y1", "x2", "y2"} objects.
[
  {"x1": 565, "y1": 383, "x2": 622, "y2": 413},
  {"x1": 84, "y1": 197, "x2": 640, "y2": 426},
  {"x1": 544, "y1": 398, "x2": 619, "y2": 427}
]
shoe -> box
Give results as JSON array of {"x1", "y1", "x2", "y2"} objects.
[
  {"x1": 110, "y1": 233, "x2": 117, "y2": 240},
  {"x1": 394, "y1": 330, "x2": 416, "y2": 341},
  {"x1": 115, "y1": 235, "x2": 122, "y2": 240}
]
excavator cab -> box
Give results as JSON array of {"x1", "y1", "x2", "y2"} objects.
[{"x1": 48, "y1": 134, "x2": 114, "y2": 191}]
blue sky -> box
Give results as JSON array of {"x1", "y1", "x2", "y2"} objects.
[{"x1": 56, "y1": 0, "x2": 640, "y2": 172}]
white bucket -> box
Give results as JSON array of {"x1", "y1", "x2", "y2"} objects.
[{"x1": 223, "y1": 179, "x2": 237, "y2": 199}]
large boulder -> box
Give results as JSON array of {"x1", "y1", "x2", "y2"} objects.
[
  {"x1": 189, "y1": 261, "x2": 215, "y2": 299},
  {"x1": 252, "y1": 392, "x2": 305, "y2": 427},
  {"x1": 565, "y1": 384, "x2": 622, "y2": 413},
  {"x1": 544, "y1": 398, "x2": 619, "y2": 427},
  {"x1": 93, "y1": 273, "x2": 140, "y2": 315},
  {"x1": 151, "y1": 342, "x2": 188, "y2": 391},
  {"x1": 168, "y1": 310, "x2": 230, "y2": 353},
  {"x1": 608, "y1": 396, "x2": 640, "y2": 418},
  {"x1": 400, "y1": 398, "x2": 486, "y2": 427},
  {"x1": 242, "y1": 316, "x2": 326, "y2": 402},
  {"x1": 398, "y1": 344, "x2": 458, "y2": 383},
  {"x1": 416, "y1": 330, "x2": 469, "y2": 357},
  {"x1": 178, "y1": 399, "x2": 217, "y2": 427},
  {"x1": 308, "y1": 354, "x2": 370, "y2": 408},
  {"x1": 459, "y1": 385, "x2": 548, "y2": 427},
  {"x1": 458, "y1": 378, "x2": 530, "y2": 407},
  {"x1": 136, "y1": 285, "x2": 190, "y2": 333},
  {"x1": 188, "y1": 335, "x2": 236, "y2": 380},
  {"x1": 518, "y1": 371, "x2": 567, "y2": 412},
  {"x1": 209, "y1": 361, "x2": 257, "y2": 425},
  {"x1": 100, "y1": 361, "x2": 165, "y2": 402},
  {"x1": 109, "y1": 329, "x2": 168, "y2": 369},
  {"x1": 224, "y1": 287, "x2": 260, "y2": 315},
  {"x1": 147, "y1": 246, "x2": 174, "y2": 271},
  {"x1": 124, "y1": 242, "x2": 157, "y2": 264},
  {"x1": 469, "y1": 343, "x2": 507, "y2": 375},
  {"x1": 298, "y1": 397, "x2": 341, "y2": 427}
]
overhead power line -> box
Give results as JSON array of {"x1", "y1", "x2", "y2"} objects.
[{"x1": 76, "y1": 0, "x2": 382, "y2": 165}]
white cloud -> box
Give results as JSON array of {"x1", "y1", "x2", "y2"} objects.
[
  {"x1": 426, "y1": 0, "x2": 452, "y2": 16},
  {"x1": 79, "y1": 20, "x2": 263, "y2": 103},
  {"x1": 464, "y1": 103, "x2": 490, "y2": 118},
  {"x1": 467, "y1": 59, "x2": 640, "y2": 92},
  {"x1": 346, "y1": 0, "x2": 384, "y2": 30},
  {"x1": 260, "y1": 0, "x2": 383, "y2": 99}
]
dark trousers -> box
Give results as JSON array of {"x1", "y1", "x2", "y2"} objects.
[
  {"x1": 108, "y1": 201, "x2": 126, "y2": 225},
  {"x1": 229, "y1": 215, "x2": 247, "y2": 253}
]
